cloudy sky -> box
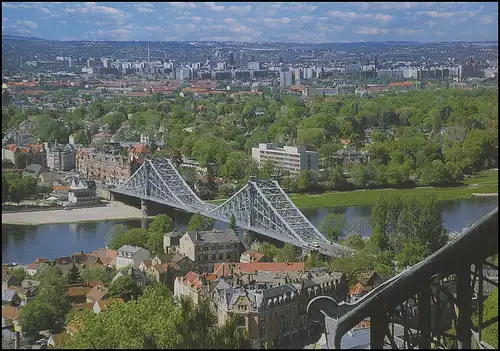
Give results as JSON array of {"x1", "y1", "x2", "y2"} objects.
[{"x1": 2, "y1": 2, "x2": 498, "y2": 43}]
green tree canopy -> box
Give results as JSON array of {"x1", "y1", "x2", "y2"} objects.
[{"x1": 108, "y1": 276, "x2": 142, "y2": 302}]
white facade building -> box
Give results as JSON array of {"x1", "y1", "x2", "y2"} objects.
[
  {"x1": 279, "y1": 70, "x2": 293, "y2": 89},
  {"x1": 303, "y1": 67, "x2": 314, "y2": 79},
  {"x1": 251, "y1": 143, "x2": 319, "y2": 176},
  {"x1": 115, "y1": 245, "x2": 151, "y2": 269}
]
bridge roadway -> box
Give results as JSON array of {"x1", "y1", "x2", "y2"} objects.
[{"x1": 110, "y1": 157, "x2": 355, "y2": 257}]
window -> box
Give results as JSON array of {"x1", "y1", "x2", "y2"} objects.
[
  {"x1": 211, "y1": 254, "x2": 216, "y2": 261},
  {"x1": 226, "y1": 252, "x2": 231, "y2": 259},
  {"x1": 196, "y1": 256, "x2": 201, "y2": 262},
  {"x1": 218, "y1": 253, "x2": 224, "y2": 260},
  {"x1": 234, "y1": 243, "x2": 238, "y2": 248},
  {"x1": 118, "y1": 252, "x2": 123, "y2": 257},
  {"x1": 127, "y1": 253, "x2": 132, "y2": 258},
  {"x1": 219, "y1": 245, "x2": 224, "y2": 250},
  {"x1": 211, "y1": 245, "x2": 216, "y2": 250}
]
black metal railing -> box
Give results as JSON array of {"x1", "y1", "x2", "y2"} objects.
[{"x1": 308, "y1": 208, "x2": 498, "y2": 349}]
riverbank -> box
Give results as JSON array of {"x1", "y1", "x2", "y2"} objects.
[
  {"x1": 209, "y1": 169, "x2": 498, "y2": 209},
  {"x1": 2, "y1": 202, "x2": 146, "y2": 225}
]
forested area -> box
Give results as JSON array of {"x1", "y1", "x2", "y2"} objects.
[{"x1": 2, "y1": 88, "x2": 498, "y2": 196}]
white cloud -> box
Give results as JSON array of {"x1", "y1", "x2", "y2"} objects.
[
  {"x1": 424, "y1": 10, "x2": 455, "y2": 18},
  {"x1": 286, "y1": 3, "x2": 317, "y2": 12},
  {"x1": 168, "y1": 2, "x2": 197, "y2": 9},
  {"x1": 64, "y1": 3, "x2": 131, "y2": 25},
  {"x1": 262, "y1": 17, "x2": 292, "y2": 29},
  {"x1": 93, "y1": 28, "x2": 132, "y2": 41},
  {"x1": 134, "y1": 3, "x2": 154, "y2": 13},
  {"x1": 39, "y1": 7, "x2": 51, "y2": 14},
  {"x1": 354, "y1": 27, "x2": 388, "y2": 35},
  {"x1": 58, "y1": 20, "x2": 67, "y2": 25},
  {"x1": 2, "y1": 17, "x2": 9, "y2": 22},
  {"x1": 395, "y1": 28, "x2": 424, "y2": 35},
  {"x1": 191, "y1": 16, "x2": 202, "y2": 22},
  {"x1": 327, "y1": 10, "x2": 393, "y2": 23},
  {"x1": 16, "y1": 20, "x2": 38, "y2": 29},
  {"x1": 2, "y1": 3, "x2": 34, "y2": 9},
  {"x1": 481, "y1": 16, "x2": 495, "y2": 24},
  {"x1": 204, "y1": 2, "x2": 225, "y2": 12},
  {"x1": 228, "y1": 5, "x2": 252, "y2": 15}
]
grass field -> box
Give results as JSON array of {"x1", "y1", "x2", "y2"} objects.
[{"x1": 209, "y1": 169, "x2": 498, "y2": 209}]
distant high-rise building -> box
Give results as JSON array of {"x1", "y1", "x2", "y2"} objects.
[
  {"x1": 303, "y1": 67, "x2": 314, "y2": 79},
  {"x1": 292, "y1": 68, "x2": 301, "y2": 82},
  {"x1": 178, "y1": 68, "x2": 191, "y2": 81},
  {"x1": 148, "y1": 43, "x2": 151, "y2": 64},
  {"x1": 227, "y1": 51, "x2": 234, "y2": 67},
  {"x1": 279, "y1": 69, "x2": 293, "y2": 90},
  {"x1": 87, "y1": 58, "x2": 96, "y2": 68},
  {"x1": 217, "y1": 62, "x2": 227, "y2": 70},
  {"x1": 248, "y1": 62, "x2": 261, "y2": 70}
]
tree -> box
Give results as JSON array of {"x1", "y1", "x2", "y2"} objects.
[
  {"x1": 108, "y1": 276, "x2": 141, "y2": 302},
  {"x1": 229, "y1": 214, "x2": 237, "y2": 233},
  {"x1": 2, "y1": 175, "x2": 9, "y2": 202},
  {"x1": 350, "y1": 164, "x2": 368, "y2": 188},
  {"x1": 22, "y1": 176, "x2": 38, "y2": 198},
  {"x1": 66, "y1": 263, "x2": 82, "y2": 284},
  {"x1": 319, "y1": 213, "x2": 345, "y2": 242},
  {"x1": 342, "y1": 233, "x2": 366, "y2": 250},
  {"x1": 19, "y1": 300, "x2": 57, "y2": 338},
  {"x1": 220, "y1": 152, "x2": 248, "y2": 181},
  {"x1": 14, "y1": 152, "x2": 27, "y2": 169},
  {"x1": 274, "y1": 243, "x2": 299, "y2": 262},
  {"x1": 105, "y1": 224, "x2": 127, "y2": 248},
  {"x1": 8, "y1": 179, "x2": 25, "y2": 203},
  {"x1": 188, "y1": 214, "x2": 214, "y2": 231},
  {"x1": 81, "y1": 266, "x2": 116, "y2": 284},
  {"x1": 109, "y1": 228, "x2": 148, "y2": 250},
  {"x1": 298, "y1": 169, "x2": 313, "y2": 191},
  {"x1": 258, "y1": 242, "x2": 278, "y2": 259},
  {"x1": 395, "y1": 241, "x2": 428, "y2": 270},
  {"x1": 329, "y1": 166, "x2": 348, "y2": 190},
  {"x1": 147, "y1": 214, "x2": 174, "y2": 255},
  {"x1": 306, "y1": 251, "x2": 326, "y2": 269}
]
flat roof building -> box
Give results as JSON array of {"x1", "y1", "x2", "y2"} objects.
[{"x1": 251, "y1": 143, "x2": 319, "y2": 176}]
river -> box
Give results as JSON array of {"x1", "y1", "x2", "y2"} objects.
[{"x1": 2, "y1": 196, "x2": 497, "y2": 265}]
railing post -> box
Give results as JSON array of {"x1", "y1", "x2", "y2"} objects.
[
  {"x1": 418, "y1": 287, "x2": 432, "y2": 349},
  {"x1": 370, "y1": 309, "x2": 387, "y2": 349},
  {"x1": 456, "y1": 264, "x2": 473, "y2": 349}
]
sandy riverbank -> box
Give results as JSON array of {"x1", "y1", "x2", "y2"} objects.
[{"x1": 2, "y1": 202, "x2": 145, "y2": 225}]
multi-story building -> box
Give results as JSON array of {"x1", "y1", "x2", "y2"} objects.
[
  {"x1": 251, "y1": 143, "x2": 319, "y2": 176},
  {"x1": 75, "y1": 144, "x2": 150, "y2": 184},
  {"x1": 178, "y1": 229, "x2": 242, "y2": 272},
  {"x1": 66, "y1": 177, "x2": 100, "y2": 207},
  {"x1": 211, "y1": 269, "x2": 348, "y2": 348},
  {"x1": 115, "y1": 245, "x2": 151, "y2": 269},
  {"x1": 279, "y1": 70, "x2": 293, "y2": 90},
  {"x1": 46, "y1": 142, "x2": 76, "y2": 172}
]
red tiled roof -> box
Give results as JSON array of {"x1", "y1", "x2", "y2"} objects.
[
  {"x1": 25, "y1": 263, "x2": 41, "y2": 271},
  {"x1": 214, "y1": 262, "x2": 306, "y2": 276},
  {"x1": 388, "y1": 81, "x2": 414, "y2": 87},
  {"x1": 2, "y1": 306, "x2": 20, "y2": 321},
  {"x1": 71, "y1": 302, "x2": 94, "y2": 312},
  {"x1": 86, "y1": 285, "x2": 108, "y2": 302},
  {"x1": 151, "y1": 263, "x2": 180, "y2": 274},
  {"x1": 87, "y1": 281, "x2": 105, "y2": 288},
  {"x1": 132, "y1": 143, "x2": 150, "y2": 154},
  {"x1": 66, "y1": 286, "x2": 92, "y2": 297},
  {"x1": 52, "y1": 186, "x2": 70, "y2": 191},
  {"x1": 241, "y1": 250, "x2": 266, "y2": 262},
  {"x1": 95, "y1": 298, "x2": 124, "y2": 311}
]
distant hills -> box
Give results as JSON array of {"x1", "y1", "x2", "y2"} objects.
[{"x1": 2, "y1": 33, "x2": 45, "y2": 41}]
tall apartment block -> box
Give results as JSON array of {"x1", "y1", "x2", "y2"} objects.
[{"x1": 251, "y1": 143, "x2": 318, "y2": 176}]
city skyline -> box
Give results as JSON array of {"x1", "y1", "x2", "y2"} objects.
[{"x1": 2, "y1": 2, "x2": 498, "y2": 43}]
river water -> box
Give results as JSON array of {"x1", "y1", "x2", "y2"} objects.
[{"x1": 2, "y1": 196, "x2": 497, "y2": 265}]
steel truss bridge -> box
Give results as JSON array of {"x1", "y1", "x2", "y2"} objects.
[
  {"x1": 308, "y1": 207, "x2": 498, "y2": 349},
  {"x1": 111, "y1": 158, "x2": 355, "y2": 257}
]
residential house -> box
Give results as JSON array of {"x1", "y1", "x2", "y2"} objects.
[
  {"x1": 71, "y1": 302, "x2": 95, "y2": 313},
  {"x1": 350, "y1": 271, "x2": 384, "y2": 302},
  {"x1": 24, "y1": 258, "x2": 50, "y2": 276},
  {"x1": 2, "y1": 289, "x2": 21, "y2": 306},
  {"x1": 211, "y1": 270, "x2": 348, "y2": 349},
  {"x1": 179, "y1": 229, "x2": 242, "y2": 272},
  {"x1": 112, "y1": 268, "x2": 148, "y2": 288},
  {"x1": 174, "y1": 271, "x2": 217, "y2": 305},
  {"x1": 163, "y1": 231, "x2": 183, "y2": 254},
  {"x1": 240, "y1": 250, "x2": 273, "y2": 263},
  {"x1": 88, "y1": 248, "x2": 117, "y2": 268},
  {"x1": 147, "y1": 263, "x2": 184, "y2": 289},
  {"x1": 93, "y1": 298, "x2": 124, "y2": 314},
  {"x1": 214, "y1": 262, "x2": 306, "y2": 278},
  {"x1": 85, "y1": 285, "x2": 108, "y2": 303},
  {"x1": 38, "y1": 172, "x2": 60, "y2": 187},
  {"x1": 66, "y1": 286, "x2": 92, "y2": 304},
  {"x1": 66, "y1": 177, "x2": 100, "y2": 207},
  {"x1": 152, "y1": 253, "x2": 195, "y2": 274},
  {"x1": 2, "y1": 306, "x2": 21, "y2": 332},
  {"x1": 116, "y1": 245, "x2": 151, "y2": 269},
  {"x1": 2, "y1": 275, "x2": 20, "y2": 290},
  {"x1": 22, "y1": 164, "x2": 46, "y2": 178},
  {"x1": 46, "y1": 141, "x2": 76, "y2": 172},
  {"x1": 138, "y1": 259, "x2": 153, "y2": 273}
]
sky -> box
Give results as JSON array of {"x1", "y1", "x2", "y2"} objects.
[{"x1": 2, "y1": 2, "x2": 498, "y2": 43}]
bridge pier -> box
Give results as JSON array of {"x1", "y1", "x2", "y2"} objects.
[
  {"x1": 110, "y1": 192, "x2": 115, "y2": 202},
  {"x1": 141, "y1": 199, "x2": 148, "y2": 229}
]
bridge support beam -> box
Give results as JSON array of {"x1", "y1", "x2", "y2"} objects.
[
  {"x1": 456, "y1": 264, "x2": 473, "y2": 349},
  {"x1": 418, "y1": 286, "x2": 432, "y2": 349},
  {"x1": 370, "y1": 309, "x2": 387, "y2": 349},
  {"x1": 141, "y1": 199, "x2": 148, "y2": 229},
  {"x1": 110, "y1": 192, "x2": 115, "y2": 202}
]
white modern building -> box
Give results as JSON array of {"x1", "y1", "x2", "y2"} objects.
[
  {"x1": 251, "y1": 143, "x2": 319, "y2": 176},
  {"x1": 115, "y1": 245, "x2": 151, "y2": 269},
  {"x1": 279, "y1": 70, "x2": 293, "y2": 89}
]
